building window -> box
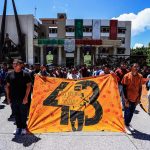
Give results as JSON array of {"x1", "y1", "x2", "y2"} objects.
[
  {"x1": 118, "y1": 27, "x2": 126, "y2": 34},
  {"x1": 99, "y1": 48, "x2": 109, "y2": 54},
  {"x1": 49, "y1": 28, "x2": 57, "y2": 33},
  {"x1": 66, "y1": 26, "x2": 75, "y2": 32},
  {"x1": 117, "y1": 48, "x2": 125, "y2": 54},
  {"x1": 117, "y1": 38, "x2": 125, "y2": 44},
  {"x1": 101, "y1": 36, "x2": 109, "y2": 40},
  {"x1": 83, "y1": 26, "x2": 92, "y2": 32},
  {"x1": 41, "y1": 32, "x2": 45, "y2": 37},
  {"x1": 34, "y1": 35, "x2": 38, "y2": 39},
  {"x1": 52, "y1": 20, "x2": 55, "y2": 24},
  {"x1": 101, "y1": 26, "x2": 110, "y2": 33},
  {"x1": 34, "y1": 25, "x2": 39, "y2": 33},
  {"x1": 50, "y1": 20, "x2": 57, "y2": 25}
]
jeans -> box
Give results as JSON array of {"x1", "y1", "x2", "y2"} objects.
[
  {"x1": 11, "y1": 103, "x2": 28, "y2": 129},
  {"x1": 118, "y1": 84, "x2": 125, "y2": 109},
  {"x1": 124, "y1": 101, "x2": 136, "y2": 126}
]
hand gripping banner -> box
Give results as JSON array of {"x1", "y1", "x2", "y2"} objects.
[{"x1": 28, "y1": 74, "x2": 125, "y2": 133}]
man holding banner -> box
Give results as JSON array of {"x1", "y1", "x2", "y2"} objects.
[{"x1": 122, "y1": 63, "x2": 143, "y2": 135}]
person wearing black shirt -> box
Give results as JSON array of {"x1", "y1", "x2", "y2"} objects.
[{"x1": 6, "y1": 59, "x2": 31, "y2": 135}]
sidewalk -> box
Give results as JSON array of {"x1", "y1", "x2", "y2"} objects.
[{"x1": 0, "y1": 96, "x2": 150, "y2": 150}]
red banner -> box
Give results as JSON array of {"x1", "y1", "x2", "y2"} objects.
[
  {"x1": 110, "y1": 20, "x2": 118, "y2": 40},
  {"x1": 76, "y1": 39, "x2": 102, "y2": 45}
]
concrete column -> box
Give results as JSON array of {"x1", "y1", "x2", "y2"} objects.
[
  {"x1": 77, "y1": 46, "x2": 81, "y2": 65},
  {"x1": 40, "y1": 46, "x2": 44, "y2": 64},
  {"x1": 96, "y1": 46, "x2": 99, "y2": 59},
  {"x1": 58, "y1": 46, "x2": 62, "y2": 65},
  {"x1": 27, "y1": 15, "x2": 34, "y2": 64},
  {"x1": 93, "y1": 54, "x2": 95, "y2": 65},
  {"x1": 92, "y1": 46, "x2": 95, "y2": 66},
  {"x1": 114, "y1": 47, "x2": 117, "y2": 55}
]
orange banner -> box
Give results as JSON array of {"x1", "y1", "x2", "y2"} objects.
[
  {"x1": 141, "y1": 85, "x2": 148, "y2": 112},
  {"x1": 28, "y1": 75, "x2": 125, "y2": 133}
]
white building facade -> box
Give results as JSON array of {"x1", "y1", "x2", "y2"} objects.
[
  {"x1": 0, "y1": 14, "x2": 131, "y2": 66},
  {"x1": 35, "y1": 15, "x2": 131, "y2": 66}
]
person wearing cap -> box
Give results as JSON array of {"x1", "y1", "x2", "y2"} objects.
[{"x1": 5, "y1": 59, "x2": 32, "y2": 135}]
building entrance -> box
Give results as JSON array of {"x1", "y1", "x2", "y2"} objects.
[{"x1": 66, "y1": 57, "x2": 74, "y2": 67}]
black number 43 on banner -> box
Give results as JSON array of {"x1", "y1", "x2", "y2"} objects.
[{"x1": 43, "y1": 81, "x2": 103, "y2": 131}]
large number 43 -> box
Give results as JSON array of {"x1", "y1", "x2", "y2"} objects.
[{"x1": 43, "y1": 80, "x2": 103, "y2": 131}]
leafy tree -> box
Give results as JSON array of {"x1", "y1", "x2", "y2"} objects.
[{"x1": 131, "y1": 45, "x2": 150, "y2": 66}]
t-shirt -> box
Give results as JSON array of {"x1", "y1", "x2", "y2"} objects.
[
  {"x1": 96, "y1": 70, "x2": 102, "y2": 76},
  {"x1": 6, "y1": 70, "x2": 31, "y2": 103},
  {"x1": 121, "y1": 72, "x2": 143, "y2": 102},
  {"x1": 81, "y1": 67, "x2": 88, "y2": 77},
  {"x1": 115, "y1": 68, "x2": 128, "y2": 84}
]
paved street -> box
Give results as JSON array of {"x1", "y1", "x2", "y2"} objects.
[{"x1": 0, "y1": 95, "x2": 150, "y2": 150}]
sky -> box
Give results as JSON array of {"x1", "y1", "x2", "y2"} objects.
[{"x1": 0, "y1": 0, "x2": 150, "y2": 48}]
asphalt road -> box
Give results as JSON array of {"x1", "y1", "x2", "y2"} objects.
[{"x1": 0, "y1": 96, "x2": 150, "y2": 150}]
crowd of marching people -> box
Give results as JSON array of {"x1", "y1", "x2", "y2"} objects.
[
  {"x1": 1, "y1": 61, "x2": 150, "y2": 81},
  {"x1": 0, "y1": 59, "x2": 150, "y2": 135}
]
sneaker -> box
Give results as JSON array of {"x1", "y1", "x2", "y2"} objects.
[
  {"x1": 13, "y1": 128, "x2": 21, "y2": 135},
  {"x1": 125, "y1": 127, "x2": 132, "y2": 135},
  {"x1": 21, "y1": 129, "x2": 27, "y2": 135},
  {"x1": 8, "y1": 114, "x2": 15, "y2": 121},
  {"x1": 128, "y1": 124, "x2": 134, "y2": 131},
  {"x1": 2, "y1": 99, "x2": 8, "y2": 104},
  {"x1": 9, "y1": 114, "x2": 15, "y2": 119}
]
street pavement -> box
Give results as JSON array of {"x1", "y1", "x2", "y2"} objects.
[{"x1": 0, "y1": 95, "x2": 150, "y2": 150}]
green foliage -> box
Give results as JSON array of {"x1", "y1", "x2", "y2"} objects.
[{"x1": 131, "y1": 44, "x2": 150, "y2": 66}]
